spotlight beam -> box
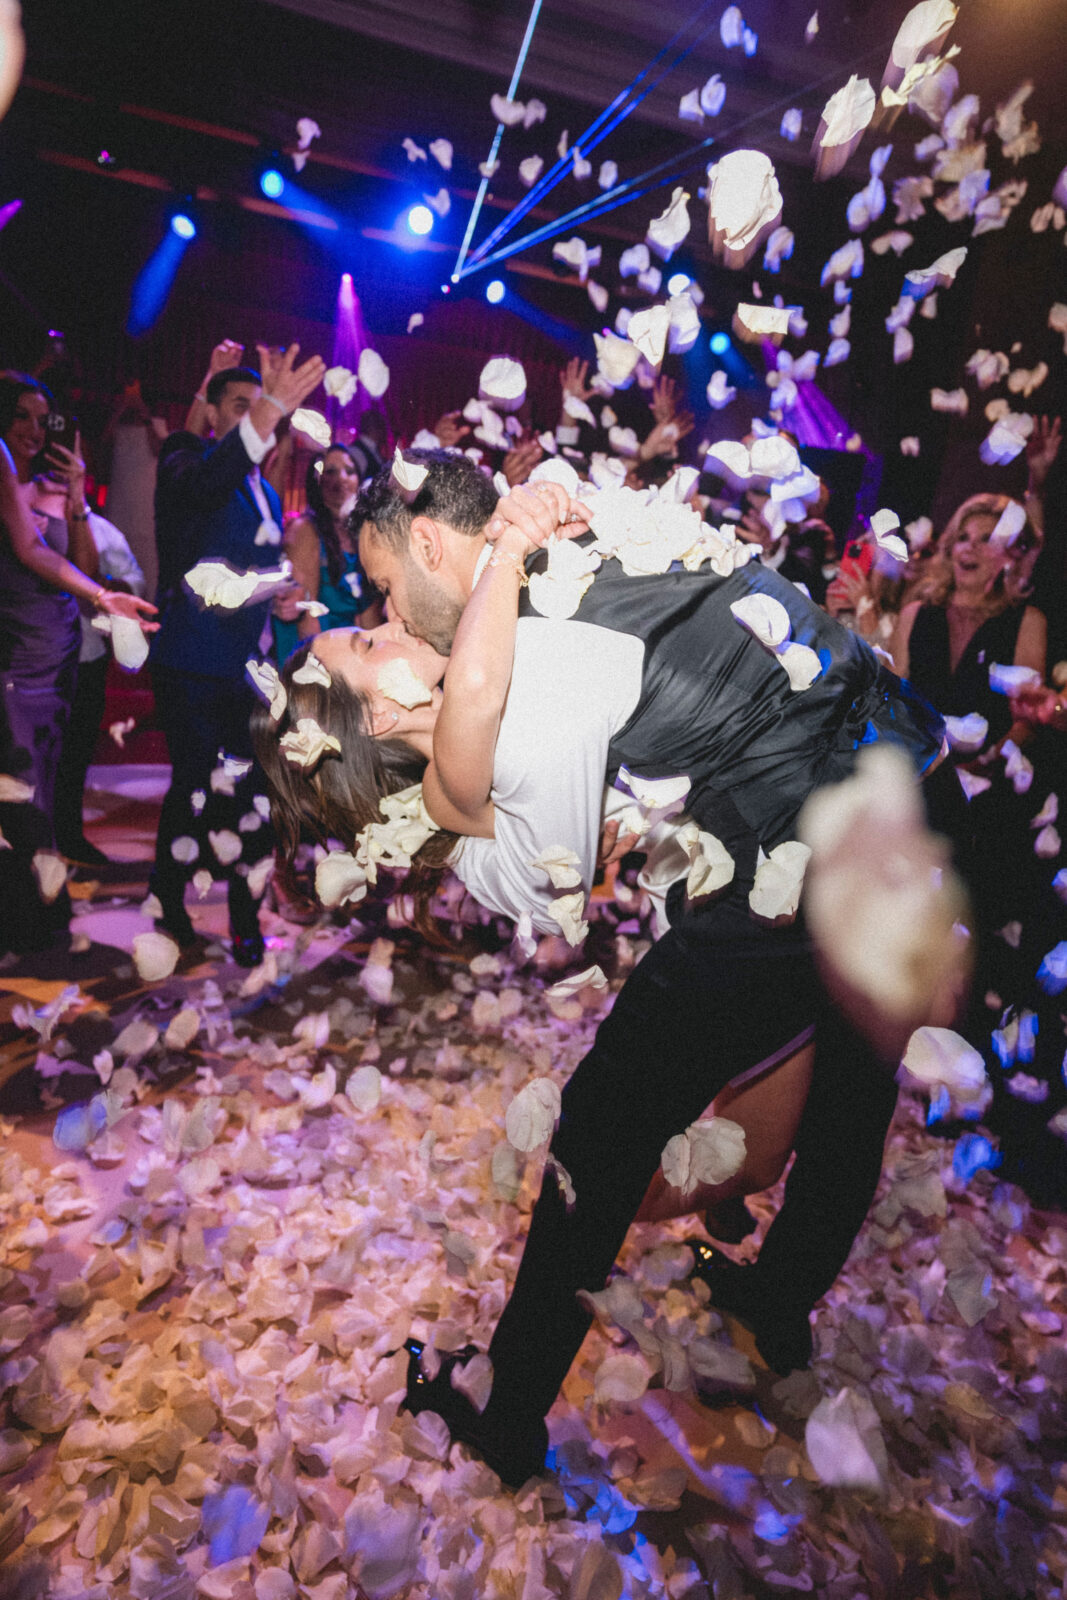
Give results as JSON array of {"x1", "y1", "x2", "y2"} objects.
[
  {"x1": 455, "y1": 37, "x2": 892, "y2": 283},
  {"x1": 452, "y1": 0, "x2": 546, "y2": 283},
  {"x1": 465, "y1": 0, "x2": 719, "y2": 271}
]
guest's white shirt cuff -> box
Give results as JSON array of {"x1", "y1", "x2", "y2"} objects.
[{"x1": 239, "y1": 413, "x2": 276, "y2": 465}]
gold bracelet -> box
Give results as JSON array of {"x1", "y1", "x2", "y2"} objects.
[
  {"x1": 91, "y1": 585, "x2": 108, "y2": 609},
  {"x1": 486, "y1": 549, "x2": 529, "y2": 586}
]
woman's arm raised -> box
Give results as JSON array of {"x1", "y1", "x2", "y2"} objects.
[{"x1": 423, "y1": 482, "x2": 584, "y2": 836}]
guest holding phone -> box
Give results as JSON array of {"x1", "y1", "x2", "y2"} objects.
[{"x1": 0, "y1": 372, "x2": 156, "y2": 844}]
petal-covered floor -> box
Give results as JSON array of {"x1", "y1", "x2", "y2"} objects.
[{"x1": 1, "y1": 766, "x2": 1066, "y2": 1600}]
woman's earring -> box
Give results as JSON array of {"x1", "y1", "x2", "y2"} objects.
[{"x1": 391, "y1": 711, "x2": 399, "y2": 724}]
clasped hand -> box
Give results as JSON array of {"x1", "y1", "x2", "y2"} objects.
[{"x1": 485, "y1": 481, "x2": 592, "y2": 558}]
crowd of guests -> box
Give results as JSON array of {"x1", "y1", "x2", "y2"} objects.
[{"x1": 0, "y1": 335, "x2": 1064, "y2": 1196}]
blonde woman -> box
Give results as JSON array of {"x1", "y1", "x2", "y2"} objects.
[{"x1": 890, "y1": 492, "x2": 1046, "y2": 755}]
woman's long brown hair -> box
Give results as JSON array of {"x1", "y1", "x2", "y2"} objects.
[{"x1": 251, "y1": 639, "x2": 457, "y2": 940}]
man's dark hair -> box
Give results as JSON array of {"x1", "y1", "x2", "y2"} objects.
[
  {"x1": 351, "y1": 447, "x2": 499, "y2": 554},
  {"x1": 205, "y1": 366, "x2": 261, "y2": 408}
]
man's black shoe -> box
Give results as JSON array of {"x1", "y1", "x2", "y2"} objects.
[
  {"x1": 688, "y1": 1239, "x2": 814, "y2": 1375},
  {"x1": 59, "y1": 836, "x2": 111, "y2": 868},
  {"x1": 157, "y1": 906, "x2": 198, "y2": 947},
  {"x1": 400, "y1": 1339, "x2": 548, "y2": 1490},
  {"x1": 231, "y1": 931, "x2": 266, "y2": 968},
  {"x1": 703, "y1": 1195, "x2": 758, "y2": 1244}
]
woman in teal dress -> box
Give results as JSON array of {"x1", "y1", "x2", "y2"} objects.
[{"x1": 273, "y1": 444, "x2": 381, "y2": 659}]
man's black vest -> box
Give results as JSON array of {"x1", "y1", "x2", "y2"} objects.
[{"x1": 519, "y1": 542, "x2": 943, "y2": 888}]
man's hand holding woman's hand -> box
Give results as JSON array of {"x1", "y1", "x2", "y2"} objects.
[{"x1": 485, "y1": 481, "x2": 592, "y2": 557}]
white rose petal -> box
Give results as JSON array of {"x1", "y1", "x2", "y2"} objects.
[
  {"x1": 732, "y1": 303, "x2": 797, "y2": 343},
  {"x1": 98, "y1": 614, "x2": 150, "y2": 671},
  {"x1": 989, "y1": 663, "x2": 1041, "y2": 697},
  {"x1": 902, "y1": 1025, "x2": 988, "y2": 1098},
  {"x1": 323, "y1": 365, "x2": 358, "y2": 407},
  {"x1": 291, "y1": 651, "x2": 332, "y2": 688},
  {"x1": 546, "y1": 890, "x2": 588, "y2": 946},
  {"x1": 478, "y1": 356, "x2": 527, "y2": 411},
  {"x1": 806, "y1": 1387, "x2": 888, "y2": 1492},
  {"x1": 905, "y1": 245, "x2": 967, "y2": 297},
  {"x1": 356, "y1": 348, "x2": 390, "y2": 398},
  {"x1": 247, "y1": 657, "x2": 287, "y2": 720},
  {"x1": 552, "y1": 235, "x2": 601, "y2": 282},
  {"x1": 530, "y1": 844, "x2": 582, "y2": 890},
  {"x1": 814, "y1": 76, "x2": 876, "y2": 179},
  {"x1": 209, "y1": 829, "x2": 242, "y2": 865},
  {"x1": 451, "y1": 1352, "x2": 494, "y2": 1413},
  {"x1": 346, "y1": 1063, "x2": 382, "y2": 1111},
  {"x1": 279, "y1": 716, "x2": 341, "y2": 770},
  {"x1": 315, "y1": 850, "x2": 368, "y2": 909},
  {"x1": 113, "y1": 1016, "x2": 159, "y2": 1057},
  {"x1": 944, "y1": 713, "x2": 988, "y2": 753},
  {"x1": 626, "y1": 305, "x2": 671, "y2": 369},
  {"x1": 685, "y1": 827, "x2": 736, "y2": 899},
  {"x1": 706, "y1": 370, "x2": 737, "y2": 410},
  {"x1": 377, "y1": 656, "x2": 432, "y2": 708},
  {"x1": 647, "y1": 186, "x2": 691, "y2": 259},
  {"x1": 291, "y1": 407, "x2": 332, "y2": 449},
  {"x1": 778, "y1": 641, "x2": 824, "y2": 691},
  {"x1": 547, "y1": 965, "x2": 609, "y2": 1002},
  {"x1": 247, "y1": 854, "x2": 275, "y2": 898},
  {"x1": 749, "y1": 840, "x2": 811, "y2": 921},
  {"x1": 505, "y1": 1077, "x2": 562, "y2": 1152},
  {"x1": 594, "y1": 331, "x2": 642, "y2": 389},
  {"x1": 706, "y1": 149, "x2": 783, "y2": 266},
  {"x1": 132, "y1": 931, "x2": 180, "y2": 982},
  {"x1": 491, "y1": 93, "x2": 526, "y2": 126},
  {"x1": 595, "y1": 1351, "x2": 652, "y2": 1403},
  {"x1": 185, "y1": 560, "x2": 292, "y2": 611},
  {"x1": 931, "y1": 387, "x2": 969, "y2": 414},
  {"x1": 0, "y1": 773, "x2": 34, "y2": 803},
  {"x1": 730, "y1": 592, "x2": 792, "y2": 650},
  {"x1": 389, "y1": 446, "x2": 429, "y2": 502},
  {"x1": 32, "y1": 850, "x2": 67, "y2": 903},
  {"x1": 164, "y1": 1007, "x2": 200, "y2": 1049},
  {"x1": 662, "y1": 1115, "x2": 746, "y2": 1193}
]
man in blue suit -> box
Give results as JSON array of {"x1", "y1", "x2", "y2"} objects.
[{"x1": 149, "y1": 344, "x2": 324, "y2": 962}]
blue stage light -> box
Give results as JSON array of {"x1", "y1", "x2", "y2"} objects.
[
  {"x1": 485, "y1": 279, "x2": 505, "y2": 304},
  {"x1": 667, "y1": 272, "x2": 691, "y2": 296},
  {"x1": 170, "y1": 212, "x2": 197, "y2": 240},
  {"x1": 709, "y1": 330, "x2": 730, "y2": 355},
  {"x1": 260, "y1": 168, "x2": 285, "y2": 200},
  {"x1": 407, "y1": 204, "x2": 434, "y2": 236}
]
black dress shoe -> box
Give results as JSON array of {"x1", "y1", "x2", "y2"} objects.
[
  {"x1": 400, "y1": 1339, "x2": 549, "y2": 1490},
  {"x1": 230, "y1": 931, "x2": 266, "y2": 968},
  {"x1": 703, "y1": 1195, "x2": 759, "y2": 1244},
  {"x1": 158, "y1": 907, "x2": 198, "y2": 947},
  {"x1": 59, "y1": 836, "x2": 112, "y2": 868},
  {"x1": 688, "y1": 1240, "x2": 814, "y2": 1375}
]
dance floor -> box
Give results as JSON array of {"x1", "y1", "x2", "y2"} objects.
[{"x1": 1, "y1": 766, "x2": 1066, "y2": 1599}]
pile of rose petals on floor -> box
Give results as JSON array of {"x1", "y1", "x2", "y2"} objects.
[{"x1": 1, "y1": 885, "x2": 1066, "y2": 1599}]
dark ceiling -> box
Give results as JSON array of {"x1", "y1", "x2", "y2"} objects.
[{"x1": 2, "y1": 0, "x2": 1064, "y2": 516}]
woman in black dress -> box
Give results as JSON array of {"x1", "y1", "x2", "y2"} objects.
[{"x1": 892, "y1": 492, "x2": 1064, "y2": 1202}]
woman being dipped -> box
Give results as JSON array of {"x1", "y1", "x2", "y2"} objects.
[{"x1": 254, "y1": 472, "x2": 820, "y2": 1267}]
